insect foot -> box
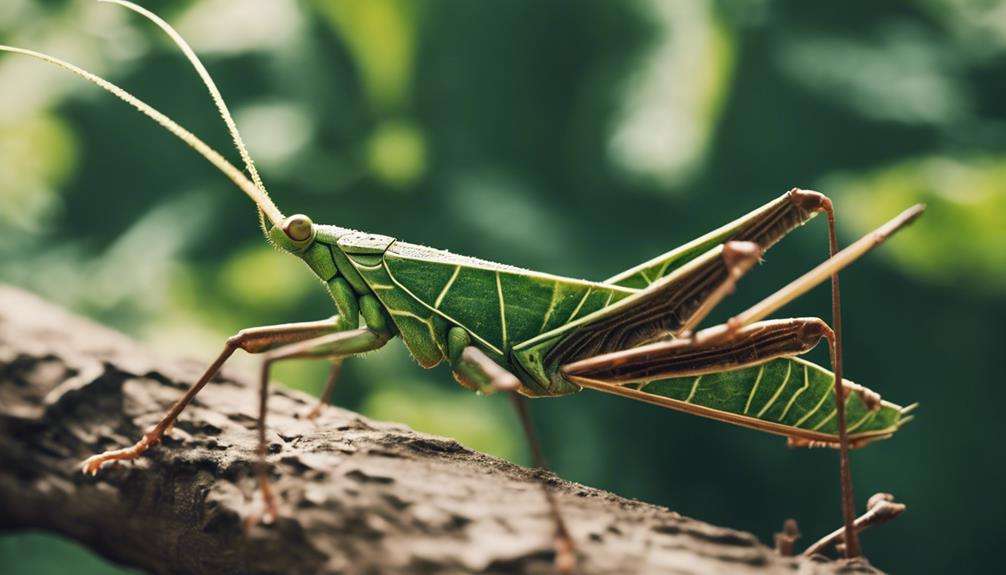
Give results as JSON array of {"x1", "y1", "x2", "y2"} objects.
[
  {"x1": 248, "y1": 455, "x2": 281, "y2": 530},
  {"x1": 303, "y1": 404, "x2": 326, "y2": 423},
  {"x1": 80, "y1": 432, "x2": 158, "y2": 475},
  {"x1": 242, "y1": 488, "x2": 279, "y2": 532},
  {"x1": 554, "y1": 534, "x2": 577, "y2": 574}
]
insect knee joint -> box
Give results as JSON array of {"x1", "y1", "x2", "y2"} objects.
[{"x1": 787, "y1": 188, "x2": 832, "y2": 216}]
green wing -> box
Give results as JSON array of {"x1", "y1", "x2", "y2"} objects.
[
  {"x1": 332, "y1": 231, "x2": 636, "y2": 369},
  {"x1": 586, "y1": 357, "x2": 913, "y2": 445},
  {"x1": 513, "y1": 245, "x2": 733, "y2": 394},
  {"x1": 605, "y1": 191, "x2": 819, "y2": 288},
  {"x1": 382, "y1": 242, "x2": 636, "y2": 361}
]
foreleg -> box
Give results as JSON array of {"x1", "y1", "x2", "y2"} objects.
[{"x1": 81, "y1": 316, "x2": 352, "y2": 474}]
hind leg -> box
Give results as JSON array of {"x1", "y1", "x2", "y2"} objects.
[
  {"x1": 606, "y1": 188, "x2": 833, "y2": 288},
  {"x1": 595, "y1": 201, "x2": 920, "y2": 558}
]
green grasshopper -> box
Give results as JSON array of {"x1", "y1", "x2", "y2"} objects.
[{"x1": 2, "y1": 1, "x2": 923, "y2": 569}]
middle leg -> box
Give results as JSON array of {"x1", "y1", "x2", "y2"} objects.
[
  {"x1": 448, "y1": 327, "x2": 576, "y2": 574},
  {"x1": 251, "y1": 327, "x2": 392, "y2": 523},
  {"x1": 305, "y1": 360, "x2": 344, "y2": 422}
]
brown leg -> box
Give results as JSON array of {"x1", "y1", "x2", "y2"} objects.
[
  {"x1": 672, "y1": 204, "x2": 920, "y2": 559},
  {"x1": 727, "y1": 204, "x2": 920, "y2": 557},
  {"x1": 821, "y1": 201, "x2": 860, "y2": 558},
  {"x1": 509, "y1": 393, "x2": 576, "y2": 574},
  {"x1": 758, "y1": 194, "x2": 862, "y2": 557},
  {"x1": 567, "y1": 204, "x2": 922, "y2": 560},
  {"x1": 305, "y1": 360, "x2": 343, "y2": 422},
  {"x1": 250, "y1": 328, "x2": 392, "y2": 525},
  {"x1": 675, "y1": 240, "x2": 762, "y2": 338},
  {"x1": 453, "y1": 345, "x2": 576, "y2": 574},
  {"x1": 81, "y1": 317, "x2": 347, "y2": 475}
]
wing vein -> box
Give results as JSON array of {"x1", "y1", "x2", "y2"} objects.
[
  {"x1": 496, "y1": 272, "x2": 508, "y2": 348},
  {"x1": 434, "y1": 265, "x2": 461, "y2": 309},
  {"x1": 744, "y1": 365, "x2": 766, "y2": 415},
  {"x1": 794, "y1": 376, "x2": 832, "y2": 427},
  {"x1": 779, "y1": 365, "x2": 810, "y2": 422},
  {"x1": 811, "y1": 408, "x2": 837, "y2": 431},
  {"x1": 567, "y1": 288, "x2": 592, "y2": 322},
  {"x1": 757, "y1": 362, "x2": 792, "y2": 418},
  {"x1": 685, "y1": 375, "x2": 702, "y2": 403}
]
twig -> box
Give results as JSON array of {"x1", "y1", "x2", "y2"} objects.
[
  {"x1": 803, "y1": 493, "x2": 907, "y2": 557},
  {"x1": 774, "y1": 518, "x2": 801, "y2": 557},
  {"x1": 0, "y1": 284, "x2": 887, "y2": 575}
]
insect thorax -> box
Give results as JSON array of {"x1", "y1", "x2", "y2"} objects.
[{"x1": 272, "y1": 223, "x2": 632, "y2": 396}]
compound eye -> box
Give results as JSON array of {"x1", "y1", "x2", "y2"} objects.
[{"x1": 284, "y1": 214, "x2": 314, "y2": 242}]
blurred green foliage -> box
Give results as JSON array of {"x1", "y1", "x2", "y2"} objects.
[
  {"x1": 1, "y1": 1, "x2": 1003, "y2": 573},
  {"x1": 0, "y1": 532, "x2": 140, "y2": 575}
]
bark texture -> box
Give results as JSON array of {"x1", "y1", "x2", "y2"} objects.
[{"x1": 0, "y1": 285, "x2": 880, "y2": 574}]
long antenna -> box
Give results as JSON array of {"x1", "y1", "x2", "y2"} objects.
[
  {"x1": 0, "y1": 45, "x2": 286, "y2": 228},
  {"x1": 98, "y1": 0, "x2": 273, "y2": 232}
]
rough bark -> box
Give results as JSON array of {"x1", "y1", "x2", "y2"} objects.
[{"x1": 0, "y1": 285, "x2": 879, "y2": 575}]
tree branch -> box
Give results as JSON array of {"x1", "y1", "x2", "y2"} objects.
[{"x1": 0, "y1": 285, "x2": 880, "y2": 574}]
